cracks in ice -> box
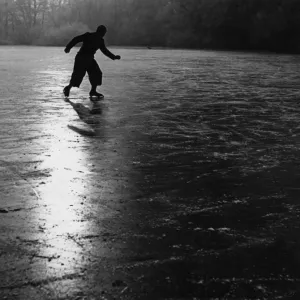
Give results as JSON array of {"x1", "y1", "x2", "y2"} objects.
[
  {"x1": 0, "y1": 272, "x2": 85, "y2": 290},
  {"x1": 0, "y1": 159, "x2": 41, "y2": 201}
]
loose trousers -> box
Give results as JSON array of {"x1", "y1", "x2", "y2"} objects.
[{"x1": 70, "y1": 54, "x2": 102, "y2": 88}]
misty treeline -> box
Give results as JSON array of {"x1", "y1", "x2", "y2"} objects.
[{"x1": 0, "y1": 0, "x2": 300, "y2": 52}]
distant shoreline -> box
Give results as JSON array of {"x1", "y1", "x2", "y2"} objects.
[{"x1": 0, "y1": 43, "x2": 299, "y2": 56}]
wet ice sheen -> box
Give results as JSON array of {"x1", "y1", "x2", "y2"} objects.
[{"x1": 1, "y1": 47, "x2": 300, "y2": 298}]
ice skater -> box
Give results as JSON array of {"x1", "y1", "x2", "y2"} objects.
[{"x1": 63, "y1": 25, "x2": 121, "y2": 98}]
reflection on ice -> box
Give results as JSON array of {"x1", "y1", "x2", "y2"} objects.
[
  {"x1": 34, "y1": 120, "x2": 91, "y2": 274},
  {"x1": 65, "y1": 99, "x2": 104, "y2": 136}
]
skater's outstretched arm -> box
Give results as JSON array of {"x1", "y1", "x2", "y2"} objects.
[
  {"x1": 99, "y1": 39, "x2": 121, "y2": 60},
  {"x1": 64, "y1": 34, "x2": 86, "y2": 53}
]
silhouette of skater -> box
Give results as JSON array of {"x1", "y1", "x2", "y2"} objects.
[{"x1": 63, "y1": 25, "x2": 121, "y2": 98}]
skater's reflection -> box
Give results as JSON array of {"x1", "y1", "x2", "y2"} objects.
[
  {"x1": 66, "y1": 99, "x2": 102, "y2": 123},
  {"x1": 65, "y1": 99, "x2": 103, "y2": 136}
]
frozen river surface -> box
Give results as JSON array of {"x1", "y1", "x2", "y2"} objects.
[{"x1": 1, "y1": 46, "x2": 300, "y2": 299}]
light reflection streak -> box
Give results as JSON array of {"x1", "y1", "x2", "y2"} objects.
[{"x1": 35, "y1": 117, "x2": 90, "y2": 274}]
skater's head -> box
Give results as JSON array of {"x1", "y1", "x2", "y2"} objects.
[{"x1": 96, "y1": 25, "x2": 107, "y2": 37}]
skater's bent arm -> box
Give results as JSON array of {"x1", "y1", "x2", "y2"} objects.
[
  {"x1": 99, "y1": 40, "x2": 117, "y2": 60},
  {"x1": 65, "y1": 34, "x2": 86, "y2": 52}
]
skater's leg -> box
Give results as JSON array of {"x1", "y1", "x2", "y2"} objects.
[
  {"x1": 70, "y1": 55, "x2": 89, "y2": 87},
  {"x1": 90, "y1": 84, "x2": 97, "y2": 94},
  {"x1": 63, "y1": 84, "x2": 72, "y2": 97},
  {"x1": 87, "y1": 59, "x2": 103, "y2": 97},
  {"x1": 64, "y1": 55, "x2": 88, "y2": 96}
]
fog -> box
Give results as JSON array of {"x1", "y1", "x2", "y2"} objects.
[{"x1": 0, "y1": 0, "x2": 300, "y2": 53}]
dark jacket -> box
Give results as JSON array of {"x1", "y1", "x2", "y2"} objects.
[{"x1": 65, "y1": 32, "x2": 116, "y2": 59}]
